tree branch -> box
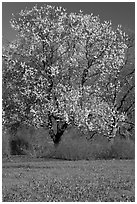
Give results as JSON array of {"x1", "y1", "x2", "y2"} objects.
[
  {"x1": 125, "y1": 101, "x2": 135, "y2": 113},
  {"x1": 117, "y1": 85, "x2": 135, "y2": 111}
]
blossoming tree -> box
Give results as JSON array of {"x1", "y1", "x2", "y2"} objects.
[{"x1": 3, "y1": 5, "x2": 130, "y2": 145}]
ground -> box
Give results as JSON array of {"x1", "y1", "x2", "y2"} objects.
[{"x1": 2, "y1": 156, "x2": 135, "y2": 202}]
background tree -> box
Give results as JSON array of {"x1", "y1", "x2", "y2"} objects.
[{"x1": 3, "y1": 5, "x2": 129, "y2": 146}]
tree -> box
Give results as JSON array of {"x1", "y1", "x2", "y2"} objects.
[
  {"x1": 116, "y1": 29, "x2": 135, "y2": 140},
  {"x1": 2, "y1": 5, "x2": 128, "y2": 145}
]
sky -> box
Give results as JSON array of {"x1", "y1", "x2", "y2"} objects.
[{"x1": 2, "y1": 2, "x2": 135, "y2": 44}]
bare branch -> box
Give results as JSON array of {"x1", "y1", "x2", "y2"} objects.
[
  {"x1": 117, "y1": 85, "x2": 135, "y2": 111},
  {"x1": 125, "y1": 101, "x2": 135, "y2": 113}
]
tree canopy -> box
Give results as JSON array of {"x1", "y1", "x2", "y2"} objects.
[{"x1": 3, "y1": 5, "x2": 134, "y2": 145}]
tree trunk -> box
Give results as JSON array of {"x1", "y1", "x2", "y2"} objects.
[
  {"x1": 53, "y1": 132, "x2": 64, "y2": 148},
  {"x1": 48, "y1": 116, "x2": 68, "y2": 147},
  {"x1": 109, "y1": 125, "x2": 117, "y2": 145}
]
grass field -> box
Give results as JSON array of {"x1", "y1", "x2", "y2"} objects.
[{"x1": 2, "y1": 157, "x2": 135, "y2": 202}]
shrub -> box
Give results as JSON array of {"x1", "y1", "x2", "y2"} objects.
[
  {"x1": 110, "y1": 138, "x2": 135, "y2": 159},
  {"x1": 50, "y1": 136, "x2": 135, "y2": 160},
  {"x1": 10, "y1": 138, "x2": 30, "y2": 155},
  {"x1": 2, "y1": 125, "x2": 54, "y2": 157},
  {"x1": 50, "y1": 137, "x2": 93, "y2": 160}
]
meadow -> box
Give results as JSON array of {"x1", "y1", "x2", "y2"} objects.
[{"x1": 3, "y1": 158, "x2": 135, "y2": 202}]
